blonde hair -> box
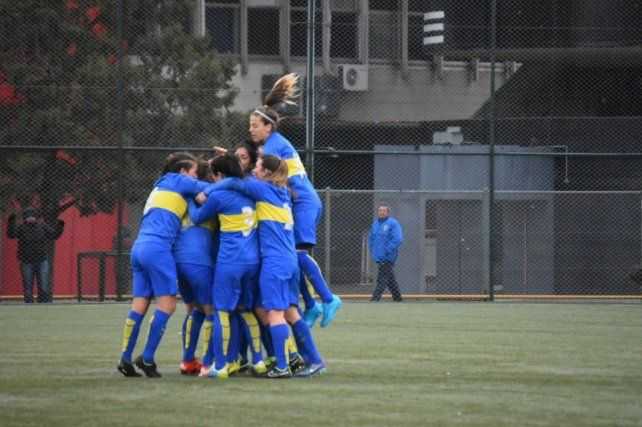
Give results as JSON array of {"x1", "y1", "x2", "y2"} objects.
[
  {"x1": 261, "y1": 155, "x2": 289, "y2": 187},
  {"x1": 252, "y1": 73, "x2": 300, "y2": 128}
]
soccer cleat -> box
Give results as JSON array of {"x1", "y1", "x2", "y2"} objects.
[
  {"x1": 302, "y1": 303, "x2": 323, "y2": 329},
  {"x1": 134, "y1": 355, "x2": 162, "y2": 378},
  {"x1": 288, "y1": 353, "x2": 306, "y2": 374},
  {"x1": 117, "y1": 359, "x2": 141, "y2": 377},
  {"x1": 320, "y1": 294, "x2": 343, "y2": 328},
  {"x1": 265, "y1": 366, "x2": 292, "y2": 379},
  {"x1": 180, "y1": 358, "x2": 202, "y2": 376},
  {"x1": 198, "y1": 366, "x2": 211, "y2": 377},
  {"x1": 227, "y1": 361, "x2": 241, "y2": 376},
  {"x1": 264, "y1": 356, "x2": 276, "y2": 371},
  {"x1": 251, "y1": 360, "x2": 268, "y2": 376},
  {"x1": 207, "y1": 364, "x2": 229, "y2": 380},
  {"x1": 238, "y1": 359, "x2": 250, "y2": 373},
  {"x1": 293, "y1": 362, "x2": 326, "y2": 378}
]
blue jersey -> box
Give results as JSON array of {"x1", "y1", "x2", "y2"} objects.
[
  {"x1": 189, "y1": 190, "x2": 260, "y2": 265},
  {"x1": 173, "y1": 215, "x2": 217, "y2": 267},
  {"x1": 135, "y1": 173, "x2": 207, "y2": 247},
  {"x1": 263, "y1": 132, "x2": 320, "y2": 207},
  {"x1": 204, "y1": 177, "x2": 296, "y2": 262}
]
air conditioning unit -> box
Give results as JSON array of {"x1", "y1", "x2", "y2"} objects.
[{"x1": 339, "y1": 64, "x2": 368, "y2": 91}]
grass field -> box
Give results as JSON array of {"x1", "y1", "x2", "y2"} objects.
[{"x1": 0, "y1": 301, "x2": 641, "y2": 427}]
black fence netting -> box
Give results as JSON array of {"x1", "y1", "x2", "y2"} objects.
[{"x1": 1, "y1": 1, "x2": 641, "y2": 302}]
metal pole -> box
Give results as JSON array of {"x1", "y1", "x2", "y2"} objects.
[
  {"x1": 115, "y1": 0, "x2": 126, "y2": 300},
  {"x1": 488, "y1": 0, "x2": 497, "y2": 302},
  {"x1": 305, "y1": 0, "x2": 316, "y2": 183},
  {"x1": 324, "y1": 188, "x2": 331, "y2": 286}
]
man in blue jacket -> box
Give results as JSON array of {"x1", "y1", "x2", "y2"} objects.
[{"x1": 368, "y1": 205, "x2": 403, "y2": 302}]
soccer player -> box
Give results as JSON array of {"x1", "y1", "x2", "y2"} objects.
[
  {"x1": 117, "y1": 152, "x2": 207, "y2": 378},
  {"x1": 188, "y1": 154, "x2": 266, "y2": 378},
  {"x1": 202, "y1": 155, "x2": 326, "y2": 378},
  {"x1": 174, "y1": 158, "x2": 217, "y2": 375},
  {"x1": 249, "y1": 73, "x2": 342, "y2": 329}
]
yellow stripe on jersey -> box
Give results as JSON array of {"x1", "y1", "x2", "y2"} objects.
[
  {"x1": 285, "y1": 157, "x2": 306, "y2": 177},
  {"x1": 181, "y1": 210, "x2": 215, "y2": 232},
  {"x1": 219, "y1": 208, "x2": 257, "y2": 234},
  {"x1": 143, "y1": 188, "x2": 187, "y2": 218},
  {"x1": 256, "y1": 202, "x2": 293, "y2": 225}
]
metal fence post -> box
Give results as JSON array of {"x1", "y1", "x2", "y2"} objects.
[{"x1": 324, "y1": 187, "x2": 331, "y2": 286}]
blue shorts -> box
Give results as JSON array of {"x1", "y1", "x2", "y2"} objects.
[
  {"x1": 213, "y1": 263, "x2": 260, "y2": 311},
  {"x1": 292, "y1": 200, "x2": 322, "y2": 246},
  {"x1": 131, "y1": 242, "x2": 177, "y2": 298},
  {"x1": 177, "y1": 263, "x2": 214, "y2": 306},
  {"x1": 258, "y1": 257, "x2": 299, "y2": 311}
]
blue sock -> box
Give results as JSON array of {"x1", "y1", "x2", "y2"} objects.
[
  {"x1": 120, "y1": 310, "x2": 143, "y2": 363},
  {"x1": 201, "y1": 315, "x2": 215, "y2": 368},
  {"x1": 183, "y1": 309, "x2": 205, "y2": 362},
  {"x1": 226, "y1": 313, "x2": 241, "y2": 364},
  {"x1": 240, "y1": 312, "x2": 263, "y2": 364},
  {"x1": 291, "y1": 319, "x2": 322, "y2": 364},
  {"x1": 269, "y1": 324, "x2": 290, "y2": 370},
  {"x1": 212, "y1": 311, "x2": 229, "y2": 370},
  {"x1": 239, "y1": 327, "x2": 249, "y2": 363},
  {"x1": 181, "y1": 313, "x2": 189, "y2": 355},
  {"x1": 299, "y1": 272, "x2": 317, "y2": 310},
  {"x1": 260, "y1": 322, "x2": 274, "y2": 358},
  {"x1": 297, "y1": 251, "x2": 333, "y2": 303},
  {"x1": 142, "y1": 309, "x2": 171, "y2": 363}
]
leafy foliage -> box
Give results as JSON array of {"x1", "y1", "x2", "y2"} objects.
[{"x1": 0, "y1": 0, "x2": 242, "y2": 217}]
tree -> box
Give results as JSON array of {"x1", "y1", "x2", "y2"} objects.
[{"x1": 0, "y1": 0, "x2": 243, "y2": 217}]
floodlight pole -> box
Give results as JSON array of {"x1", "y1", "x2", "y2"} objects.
[{"x1": 305, "y1": 0, "x2": 316, "y2": 183}]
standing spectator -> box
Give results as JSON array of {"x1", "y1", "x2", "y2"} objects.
[
  {"x1": 368, "y1": 205, "x2": 403, "y2": 302},
  {"x1": 6, "y1": 207, "x2": 65, "y2": 303}
]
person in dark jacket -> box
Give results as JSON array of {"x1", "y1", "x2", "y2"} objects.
[
  {"x1": 368, "y1": 205, "x2": 403, "y2": 302},
  {"x1": 6, "y1": 207, "x2": 65, "y2": 303}
]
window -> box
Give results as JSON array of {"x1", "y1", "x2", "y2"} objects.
[
  {"x1": 248, "y1": 8, "x2": 280, "y2": 55},
  {"x1": 369, "y1": 10, "x2": 399, "y2": 59},
  {"x1": 204, "y1": 1, "x2": 241, "y2": 54},
  {"x1": 205, "y1": 4, "x2": 240, "y2": 53},
  {"x1": 369, "y1": 0, "x2": 398, "y2": 11},
  {"x1": 331, "y1": 11, "x2": 358, "y2": 58}
]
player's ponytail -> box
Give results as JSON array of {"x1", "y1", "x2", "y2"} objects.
[{"x1": 252, "y1": 73, "x2": 300, "y2": 130}]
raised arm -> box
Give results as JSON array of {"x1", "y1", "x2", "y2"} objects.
[{"x1": 188, "y1": 195, "x2": 220, "y2": 226}]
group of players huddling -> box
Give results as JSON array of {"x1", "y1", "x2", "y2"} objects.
[{"x1": 117, "y1": 74, "x2": 342, "y2": 379}]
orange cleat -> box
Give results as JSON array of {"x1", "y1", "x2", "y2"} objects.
[{"x1": 180, "y1": 358, "x2": 203, "y2": 375}]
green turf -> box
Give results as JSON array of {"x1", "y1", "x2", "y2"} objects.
[{"x1": 0, "y1": 301, "x2": 640, "y2": 427}]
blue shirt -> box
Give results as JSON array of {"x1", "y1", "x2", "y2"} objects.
[
  {"x1": 173, "y1": 215, "x2": 217, "y2": 267},
  {"x1": 204, "y1": 177, "x2": 296, "y2": 262},
  {"x1": 368, "y1": 217, "x2": 403, "y2": 263},
  {"x1": 189, "y1": 189, "x2": 260, "y2": 265},
  {"x1": 135, "y1": 173, "x2": 208, "y2": 247},
  {"x1": 263, "y1": 132, "x2": 321, "y2": 207}
]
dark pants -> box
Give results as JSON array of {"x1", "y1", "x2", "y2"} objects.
[
  {"x1": 371, "y1": 261, "x2": 402, "y2": 301},
  {"x1": 20, "y1": 260, "x2": 51, "y2": 303}
]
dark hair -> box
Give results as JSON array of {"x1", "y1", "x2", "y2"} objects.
[
  {"x1": 233, "y1": 141, "x2": 258, "y2": 173},
  {"x1": 252, "y1": 73, "x2": 300, "y2": 130},
  {"x1": 162, "y1": 152, "x2": 197, "y2": 175},
  {"x1": 195, "y1": 158, "x2": 212, "y2": 181},
  {"x1": 261, "y1": 155, "x2": 288, "y2": 187},
  {"x1": 210, "y1": 154, "x2": 244, "y2": 179}
]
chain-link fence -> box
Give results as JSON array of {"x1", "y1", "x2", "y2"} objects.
[{"x1": 1, "y1": 1, "x2": 641, "y2": 302}]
